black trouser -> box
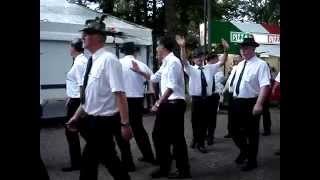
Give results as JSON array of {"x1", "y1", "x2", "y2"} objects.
[
  {"x1": 262, "y1": 100, "x2": 271, "y2": 133},
  {"x1": 65, "y1": 98, "x2": 82, "y2": 167},
  {"x1": 227, "y1": 92, "x2": 234, "y2": 135},
  {"x1": 207, "y1": 93, "x2": 220, "y2": 140},
  {"x1": 127, "y1": 97, "x2": 154, "y2": 161},
  {"x1": 80, "y1": 113, "x2": 131, "y2": 180},
  {"x1": 157, "y1": 99, "x2": 190, "y2": 174},
  {"x1": 230, "y1": 98, "x2": 261, "y2": 165},
  {"x1": 40, "y1": 156, "x2": 50, "y2": 180},
  {"x1": 152, "y1": 110, "x2": 161, "y2": 163},
  {"x1": 191, "y1": 96, "x2": 210, "y2": 147}
]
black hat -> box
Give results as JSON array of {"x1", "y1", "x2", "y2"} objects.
[
  {"x1": 80, "y1": 15, "x2": 108, "y2": 35},
  {"x1": 239, "y1": 36, "x2": 259, "y2": 47},
  {"x1": 120, "y1": 42, "x2": 139, "y2": 55}
]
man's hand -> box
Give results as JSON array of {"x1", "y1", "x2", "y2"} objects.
[
  {"x1": 121, "y1": 126, "x2": 133, "y2": 141},
  {"x1": 151, "y1": 100, "x2": 160, "y2": 112},
  {"x1": 252, "y1": 103, "x2": 263, "y2": 116},
  {"x1": 221, "y1": 38, "x2": 230, "y2": 50},
  {"x1": 65, "y1": 116, "x2": 79, "y2": 132},
  {"x1": 176, "y1": 35, "x2": 186, "y2": 47},
  {"x1": 151, "y1": 104, "x2": 159, "y2": 112},
  {"x1": 65, "y1": 98, "x2": 70, "y2": 109},
  {"x1": 130, "y1": 61, "x2": 142, "y2": 73}
]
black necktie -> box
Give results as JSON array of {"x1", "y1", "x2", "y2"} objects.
[
  {"x1": 199, "y1": 66, "x2": 207, "y2": 97},
  {"x1": 80, "y1": 56, "x2": 93, "y2": 104},
  {"x1": 230, "y1": 70, "x2": 237, "y2": 89},
  {"x1": 235, "y1": 60, "x2": 247, "y2": 96},
  {"x1": 212, "y1": 74, "x2": 216, "y2": 93}
]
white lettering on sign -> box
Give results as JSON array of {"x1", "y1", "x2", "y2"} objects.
[
  {"x1": 230, "y1": 32, "x2": 250, "y2": 43},
  {"x1": 268, "y1": 34, "x2": 280, "y2": 44}
]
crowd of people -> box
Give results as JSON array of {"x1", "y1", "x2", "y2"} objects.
[{"x1": 40, "y1": 15, "x2": 280, "y2": 180}]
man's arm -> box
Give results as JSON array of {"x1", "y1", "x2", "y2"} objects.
[
  {"x1": 150, "y1": 67, "x2": 163, "y2": 83},
  {"x1": 253, "y1": 85, "x2": 270, "y2": 115},
  {"x1": 114, "y1": 92, "x2": 130, "y2": 125},
  {"x1": 253, "y1": 63, "x2": 272, "y2": 115},
  {"x1": 176, "y1": 35, "x2": 189, "y2": 66},
  {"x1": 217, "y1": 39, "x2": 229, "y2": 67},
  {"x1": 65, "y1": 105, "x2": 87, "y2": 132},
  {"x1": 272, "y1": 81, "x2": 280, "y2": 96},
  {"x1": 130, "y1": 61, "x2": 152, "y2": 80},
  {"x1": 151, "y1": 88, "x2": 173, "y2": 112}
]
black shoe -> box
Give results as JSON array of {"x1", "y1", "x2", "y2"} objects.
[
  {"x1": 190, "y1": 140, "x2": 197, "y2": 149},
  {"x1": 262, "y1": 131, "x2": 271, "y2": 136},
  {"x1": 61, "y1": 166, "x2": 80, "y2": 172},
  {"x1": 241, "y1": 163, "x2": 258, "y2": 171},
  {"x1": 274, "y1": 151, "x2": 280, "y2": 156},
  {"x1": 207, "y1": 137, "x2": 214, "y2": 146},
  {"x1": 224, "y1": 134, "x2": 232, "y2": 138},
  {"x1": 197, "y1": 146, "x2": 208, "y2": 154},
  {"x1": 137, "y1": 157, "x2": 157, "y2": 165},
  {"x1": 235, "y1": 153, "x2": 247, "y2": 165},
  {"x1": 168, "y1": 170, "x2": 192, "y2": 179},
  {"x1": 150, "y1": 169, "x2": 168, "y2": 178}
]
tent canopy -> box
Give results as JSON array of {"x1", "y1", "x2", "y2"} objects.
[{"x1": 40, "y1": 0, "x2": 152, "y2": 45}]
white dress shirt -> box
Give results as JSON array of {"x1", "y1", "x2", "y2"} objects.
[
  {"x1": 225, "y1": 65, "x2": 238, "y2": 93},
  {"x1": 119, "y1": 55, "x2": 153, "y2": 98},
  {"x1": 152, "y1": 52, "x2": 185, "y2": 100},
  {"x1": 275, "y1": 72, "x2": 280, "y2": 83},
  {"x1": 232, "y1": 56, "x2": 271, "y2": 98},
  {"x1": 214, "y1": 70, "x2": 225, "y2": 94},
  {"x1": 66, "y1": 53, "x2": 87, "y2": 98},
  {"x1": 82, "y1": 48, "x2": 125, "y2": 116},
  {"x1": 184, "y1": 62, "x2": 221, "y2": 96}
]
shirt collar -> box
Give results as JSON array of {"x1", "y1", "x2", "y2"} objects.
[
  {"x1": 75, "y1": 53, "x2": 84, "y2": 59},
  {"x1": 163, "y1": 52, "x2": 174, "y2": 62},
  {"x1": 245, "y1": 55, "x2": 258, "y2": 64},
  {"x1": 124, "y1": 55, "x2": 135, "y2": 60},
  {"x1": 91, "y1": 47, "x2": 105, "y2": 61}
]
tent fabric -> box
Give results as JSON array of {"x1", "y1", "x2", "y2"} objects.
[
  {"x1": 231, "y1": 21, "x2": 269, "y2": 34},
  {"x1": 40, "y1": 0, "x2": 152, "y2": 45},
  {"x1": 256, "y1": 44, "x2": 280, "y2": 57},
  {"x1": 261, "y1": 23, "x2": 280, "y2": 34},
  {"x1": 209, "y1": 20, "x2": 280, "y2": 57}
]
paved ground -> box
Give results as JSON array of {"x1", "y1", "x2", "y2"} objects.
[{"x1": 40, "y1": 106, "x2": 280, "y2": 180}]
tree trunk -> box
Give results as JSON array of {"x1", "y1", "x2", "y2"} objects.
[{"x1": 164, "y1": 0, "x2": 177, "y2": 35}]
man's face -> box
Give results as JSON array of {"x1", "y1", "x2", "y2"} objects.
[
  {"x1": 192, "y1": 56, "x2": 203, "y2": 66},
  {"x1": 156, "y1": 44, "x2": 166, "y2": 61},
  {"x1": 233, "y1": 55, "x2": 242, "y2": 65},
  {"x1": 240, "y1": 46, "x2": 255, "y2": 60},
  {"x1": 82, "y1": 32, "x2": 101, "y2": 49}
]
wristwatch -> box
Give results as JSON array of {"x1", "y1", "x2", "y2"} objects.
[{"x1": 120, "y1": 122, "x2": 130, "y2": 127}]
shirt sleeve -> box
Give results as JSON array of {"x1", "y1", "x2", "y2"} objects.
[
  {"x1": 150, "y1": 65, "x2": 163, "y2": 83},
  {"x1": 107, "y1": 55, "x2": 125, "y2": 93},
  {"x1": 141, "y1": 63, "x2": 153, "y2": 79},
  {"x1": 74, "y1": 58, "x2": 87, "y2": 86},
  {"x1": 215, "y1": 71, "x2": 224, "y2": 84},
  {"x1": 207, "y1": 63, "x2": 220, "y2": 75},
  {"x1": 258, "y1": 62, "x2": 271, "y2": 88},
  {"x1": 165, "y1": 61, "x2": 181, "y2": 92}
]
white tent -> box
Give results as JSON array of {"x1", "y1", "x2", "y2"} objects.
[
  {"x1": 40, "y1": 0, "x2": 152, "y2": 45},
  {"x1": 40, "y1": 0, "x2": 153, "y2": 101}
]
